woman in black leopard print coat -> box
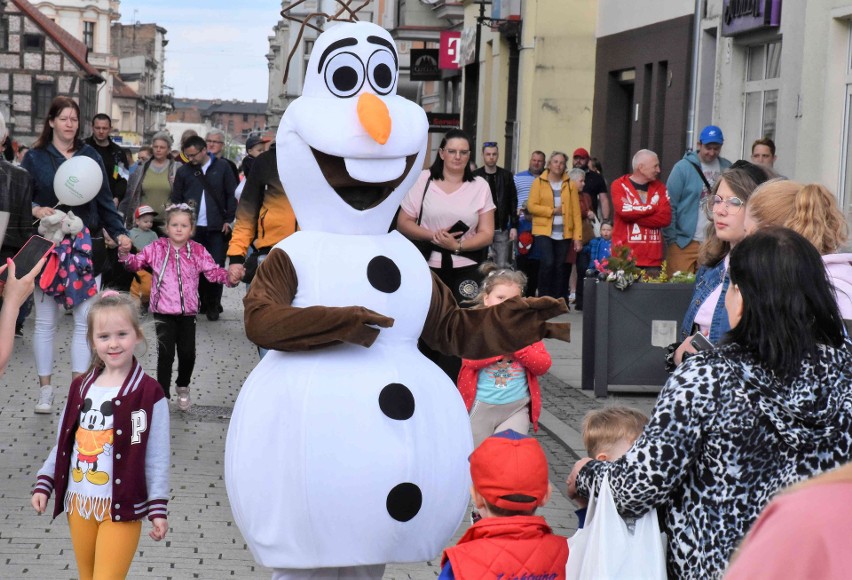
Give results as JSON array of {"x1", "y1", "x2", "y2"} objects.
[{"x1": 569, "y1": 227, "x2": 852, "y2": 580}]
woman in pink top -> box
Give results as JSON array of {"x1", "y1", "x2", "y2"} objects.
[
  {"x1": 398, "y1": 129, "x2": 495, "y2": 378},
  {"x1": 725, "y1": 463, "x2": 852, "y2": 579}
]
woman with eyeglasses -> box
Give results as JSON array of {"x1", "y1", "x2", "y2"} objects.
[
  {"x1": 743, "y1": 179, "x2": 852, "y2": 319},
  {"x1": 526, "y1": 151, "x2": 582, "y2": 300},
  {"x1": 120, "y1": 131, "x2": 178, "y2": 229},
  {"x1": 569, "y1": 226, "x2": 852, "y2": 579},
  {"x1": 398, "y1": 128, "x2": 495, "y2": 379},
  {"x1": 668, "y1": 163, "x2": 772, "y2": 370}
]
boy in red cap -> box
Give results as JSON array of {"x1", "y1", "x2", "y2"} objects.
[{"x1": 439, "y1": 430, "x2": 568, "y2": 579}]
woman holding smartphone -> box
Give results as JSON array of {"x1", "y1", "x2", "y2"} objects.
[
  {"x1": 667, "y1": 162, "x2": 773, "y2": 370},
  {"x1": 397, "y1": 129, "x2": 495, "y2": 378}
]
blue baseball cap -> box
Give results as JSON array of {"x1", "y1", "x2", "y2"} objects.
[{"x1": 699, "y1": 125, "x2": 724, "y2": 145}]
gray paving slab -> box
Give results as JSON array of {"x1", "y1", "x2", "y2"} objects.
[{"x1": 1, "y1": 288, "x2": 657, "y2": 579}]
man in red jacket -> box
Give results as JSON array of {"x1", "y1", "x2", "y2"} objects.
[
  {"x1": 439, "y1": 430, "x2": 568, "y2": 580},
  {"x1": 610, "y1": 149, "x2": 672, "y2": 274}
]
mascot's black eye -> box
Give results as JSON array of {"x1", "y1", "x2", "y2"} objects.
[
  {"x1": 324, "y1": 52, "x2": 364, "y2": 98},
  {"x1": 367, "y1": 50, "x2": 396, "y2": 95}
]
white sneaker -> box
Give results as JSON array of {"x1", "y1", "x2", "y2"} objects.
[
  {"x1": 569, "y1": 292, "x2": 576, "y2": 303},
  {"x1": 176, "y1": 386, "x2": 191, "y2": 412},
  {"x1": 35, "y1": 385, "x2": 54, "y2": 414}
]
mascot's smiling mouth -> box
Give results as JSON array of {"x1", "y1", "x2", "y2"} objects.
[{"x1": 311, "y1": 148, "x2": 418, "y2": 210}]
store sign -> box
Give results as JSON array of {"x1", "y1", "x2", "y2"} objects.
[
  {"x1": 426, "y1": 112, "x2": 460, "y2": 133},
  {"x1": 439, "y1": 31, "x2": 461, "y2": 70},
  {"x1": 721, "y1": 0, "x2": 782, "y2": 36},
  {"x1": 410, "y1": 49, "x2": 441, "y2": 81}
]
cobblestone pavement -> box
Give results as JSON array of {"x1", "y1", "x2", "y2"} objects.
[{"x1": 1, "y1": 289, "x2": 658, "y2": 579}]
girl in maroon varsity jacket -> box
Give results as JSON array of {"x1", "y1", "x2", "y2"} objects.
[{"x1": 31, "y1": 291, "x2": 170, "y2": 579}]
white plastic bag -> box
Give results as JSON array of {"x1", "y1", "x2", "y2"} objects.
[
  {"x1": 566, "y1": 473, "x2": 667, "y2": 580},
  {"x1": 591, "y1": 215, "x2": 601, "y2": 237}
]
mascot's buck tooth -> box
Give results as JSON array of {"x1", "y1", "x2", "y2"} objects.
[{"x1": 225, "y1": 21, "x2": 569, "y2": 579}]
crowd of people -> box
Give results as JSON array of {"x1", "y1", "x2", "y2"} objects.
[{"x1": 2, "y1": 94, "x2": 852, "y2": 580}]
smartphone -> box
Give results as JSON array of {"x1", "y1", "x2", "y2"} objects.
[
  {"x1": 0, "y1": 235, "x2": 55, "y2": 282},
  {"x1": 690, "y1": 332, "x2": 714, "y2": 352},
  {"x1": 447, "y1": 220, "x2": 470, "y2": 235}
]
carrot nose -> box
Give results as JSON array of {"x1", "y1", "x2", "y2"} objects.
[{"x1": 357, "y1": 92, "x2": 391, "y2": 145}]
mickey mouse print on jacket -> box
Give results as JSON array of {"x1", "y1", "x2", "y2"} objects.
[{"x1": 34, "y1": 360, "x2": 170, "y2": 523}]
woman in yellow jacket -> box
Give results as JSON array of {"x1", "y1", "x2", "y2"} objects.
[{"x1": 527, "y1": 151, "x2": 583, "y2": 299}]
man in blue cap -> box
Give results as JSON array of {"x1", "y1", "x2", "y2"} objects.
[{"x1": 663, "y1": 125, "x2": 731, "y2": 274}]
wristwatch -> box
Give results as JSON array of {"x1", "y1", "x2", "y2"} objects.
[{"x1": 454, "y1": 240, "x2": 462, "y2": 255}]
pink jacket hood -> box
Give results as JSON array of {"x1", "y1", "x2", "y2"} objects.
[{"x1": 823, "y1": 253, "x2": 852, "y2": 319}]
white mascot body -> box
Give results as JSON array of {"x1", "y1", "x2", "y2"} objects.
[{"x1": 225, "y1": 21, "x2": 473, "y2": 576}]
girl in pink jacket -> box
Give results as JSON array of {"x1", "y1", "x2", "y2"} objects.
[
  {"x1": 119, "y1": 203, "x2": 236, "y2": 411},
  {"x1": 457, "y1": 265, "x2": 553, "y2": 448}
]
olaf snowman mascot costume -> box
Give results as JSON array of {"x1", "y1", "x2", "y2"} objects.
[{"x1": 225, "y1": 21, "x2": 569, "y2": 580}]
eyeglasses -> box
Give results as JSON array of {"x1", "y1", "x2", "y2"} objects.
[
  {"x1": 483, "y1": 142, "x2": 497, "y2": 148},
  {"x1": 206, "y1": 139, "x2": 224, "y2": 145},
  {"x1": 443, "y1": 148, "x2": 470, "y2": 157},
  {"x1": 709, "y1": 194, "x2": 745, "y2": 214}
]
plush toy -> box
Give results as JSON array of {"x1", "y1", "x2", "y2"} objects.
[{"x1": 38, "y1": 210, "x2": 84, "y2": 245}]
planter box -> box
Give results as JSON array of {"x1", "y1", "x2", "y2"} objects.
[{"x1": 581, "y1": 279, "x2": 695, "y2": 397}]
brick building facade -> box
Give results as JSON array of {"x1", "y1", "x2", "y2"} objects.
[{"x1": 0, "y1": 0, "x2": 103, "y2": 144}]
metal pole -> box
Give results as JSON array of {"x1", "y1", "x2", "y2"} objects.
[{"x1": 686, "y1": 0, "x2": 703, "y2": 151}]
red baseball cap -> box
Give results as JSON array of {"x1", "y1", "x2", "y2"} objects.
[
  {"x1": 572, "y1": 148, "x2": 590, "y2": 159},
  {"x1": 134, "y1": 205, "x2": 157, "y2": 220},
  {"x1": 470, "y1": 430, "x2": 549, "y2": 511}
]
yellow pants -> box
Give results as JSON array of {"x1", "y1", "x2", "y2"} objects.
[{"x1": 67, "y1": 509, "x2": 142, "y2": 580}]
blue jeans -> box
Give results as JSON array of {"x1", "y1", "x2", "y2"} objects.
[{"x1": 535, "y1": 236, "x2": 570, "y2": 299}]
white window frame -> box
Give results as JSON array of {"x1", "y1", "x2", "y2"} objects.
[{"x1": 741, "y1": 40, "x2": 782, "y2": 159}]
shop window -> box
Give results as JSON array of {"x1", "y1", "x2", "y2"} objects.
[{"x1": 742, "y1": 41, "x2": 781, "y2": 158}]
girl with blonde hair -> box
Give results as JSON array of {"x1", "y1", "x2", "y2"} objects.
[{"x1": 745, "y1": 180, "x2": 852, "y2": 318}]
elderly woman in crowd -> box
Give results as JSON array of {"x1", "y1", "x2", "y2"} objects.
[
  {"x1": 744, "y1": 179, "x2": 852, "y2": 319},
  {"x1": 526, "y1": 151, "x2": 582, "y2": 300},
  {"x1": 120, "y1": 131, "x2": 178, "y2": 227},
  {"x1": 568, "y1": 226, "x2": 852, "y2": 579}
]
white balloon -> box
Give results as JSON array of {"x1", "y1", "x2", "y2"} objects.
[{"x1": 53, "y1": 156, "x2": 103, "y2": 206}]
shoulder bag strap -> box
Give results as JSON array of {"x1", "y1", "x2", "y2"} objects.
[
  {"x1": 415, "y1": 177, "x2": 432, "y2": 226},
  {"x1": 687, "y1": 160, "x2": 713, "y2": 194}
]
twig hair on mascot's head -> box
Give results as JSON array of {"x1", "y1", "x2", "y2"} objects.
[{"x1": 224, "y1": 2, "x2": 471, "y2": 577}]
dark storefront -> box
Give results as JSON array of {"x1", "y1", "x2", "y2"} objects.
[{"x1": 590, "y1": 15, "x2": 693, "y2": 179}]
